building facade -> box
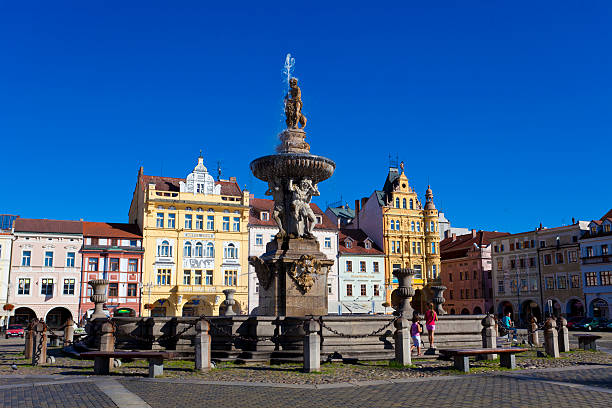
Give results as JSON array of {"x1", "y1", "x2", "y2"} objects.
[
  {"x1": 438, "y1": 212, "x2": 470, "y2": 241},
  {"x1": 8, "y1": 219, "x2": 83, "y2": 328},
  {"x1": 580, "y1": 210, "x2": 612, "y2": 319},
  {"x1": 128, "y1": 155, "x2": 250, "y2": 317},
  {"x1": 491, "y1": 230, "x2": 541, "y2": 323},
  {"x1": 248, "y1": 198, "x2": 339, "y2": 314},
  {"x1": 358, "y1": 165, "x2": 441, "y2": 313},
  {"x1": 0, "y1": 215, "x2": 18, "y2": 327},
  {"x1": 337, "y1": 228, "x2": 386, "y2": 314},
  {"x1": 79, "y1": 222, "x2": 144, "y2": 322},
  {"x1": 537, "y1": 222, "x2": 588, "y2": 319},
  {"x1": 440, "y1": 230, "x2": 509, "y2": 316}
]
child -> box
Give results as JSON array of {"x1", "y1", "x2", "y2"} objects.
[
  {"x1": 410, "y1": 315, "x2": 422, "y2": 356},
  {"x1": 425, "y1": 303, "x2": 438, "y2": 349}
]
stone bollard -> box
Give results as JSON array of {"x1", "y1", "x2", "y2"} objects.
[
  {"x1": 303, "y1": 318, "x2": 321, "y2": 373},
  {"x1": 64, "y1": 318, "x2": 74, "y2": 346},
  {"x1": 195, "y1": 320, "x2": 212, "y2": 372},
  {"x1": 528, "y1": 317, "x2": 540, "y2": 347},
  {"x1": 31, "y1": 321, "x2": 48, "y2": 366},
  {"x1": 481, "y1": 314, "x2": 497, "y2": 360},
  {"x1": 543, "y1": 318, "x2": 559, "y2": 358},
  {"x1": 94, "y1": 321, "x2": 115, "y2": 375},
  {"x1": 393, "y1": 316, "x2": 412, "y2": 366},
  {"x1": 24, "y1": 322, "x2": 34, "y2": 359},
  {"x1": 557, "y1": 317, "x2": 570, "y2": 353}
]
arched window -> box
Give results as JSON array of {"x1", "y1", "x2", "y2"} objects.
[
  {"x1": 224, "y1": 243, "x2": 238, "y2": 259},
  {"x1": 409, "y1": 199, "x2": 414, "y2": 209},
  {"x1": 390, "y1": 220, "x2": 395, "y2": 230},
  {"x1": 402, "y1": 198, "x2": 407, "y2": 209},
  {"x1": 208, "y1": 208, "x2": 214, "y2": 212},
  {"x1": 206, "y1": 242, "x2": 214, "y2": 258},
  {"x1": 416, "y1": 222, "x2": 421, "y2": 232},
  {"x1": 158, "y1": 240, "x2": 171, "y2": 257},
  {"x1": 195, "y1": 242, "x2": 203, "y2": 257},
  {"x1": 411, "y1": 221, "x2": 415, "y2": 231},
  {"x1": 196, "y1": 207, "x2": 203, "y2": 212},
  {"x1": 395, "y1": 197, "x2": 400, "y2": 208},
  {"x1": 185, "y1": 207, "x2": 192, "y2": 211},
  {"x1": 430, "y1": 221, "x2": 435, "y2": 232},
  {"x1": 184, "y1": 241, "x2": 192, "y2": 257}
]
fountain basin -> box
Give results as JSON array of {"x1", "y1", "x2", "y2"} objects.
[{"x1": 250, "y1": 153, "x2": 335, "y2": 184}]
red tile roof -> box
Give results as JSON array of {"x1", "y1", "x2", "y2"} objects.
[
  {"x1": 83, "y1": 222, "x2": 141, "y2": 238},
  {"x1": 140, "y1": 174, "x2": 242, "y2": 196},
  {"x1": 600, "y1": 209, "x2": 612, "y2": 221},
  {"x1": 14, "y1": 218, "x2": 83, "y2": 234},
  {"x1": 249, "y1": 197, "x2": 337, "y2": 230},
  {"x1": 338, "y1": 228, "x2": 383, "y2": 255},
  {"x1": 440, "y1": 230, "x2": 510, "y2": 260}
]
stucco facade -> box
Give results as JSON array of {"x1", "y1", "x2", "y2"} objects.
[{"x1": 580, "y1": 212, "x2": 612, "y2": 319}]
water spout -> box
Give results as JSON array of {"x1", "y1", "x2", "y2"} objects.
[{"x1": 283, "y1": 53, "x2": 295, "y2": 88}]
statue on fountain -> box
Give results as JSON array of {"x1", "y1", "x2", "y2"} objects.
[
  {"x1": 284, "y1": 78, "x2": 307, "y2": 129},
  {"x1": 288, "y1": 178, "x2": 319, "y2": 238},
  {"x1": 265, "y1": 179, "x2": 287, "y2": 238}
]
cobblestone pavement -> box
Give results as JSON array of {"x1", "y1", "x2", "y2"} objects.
[{"x1": 0, "y1": 380, "x2": 116, "y2": 408}]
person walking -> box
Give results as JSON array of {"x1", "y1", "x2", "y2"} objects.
[
  {"x1": 501, "y1": 311, "x2": 517, "y2": 342},
  {"x1": 410, "y1": 315, "x2": 422, "y2": 356},
  {"x1": 424, "y1": 303, "x2": 438, "y2": 349}
]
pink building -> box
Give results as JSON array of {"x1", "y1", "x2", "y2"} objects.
[{"x1": 9, "y1": 219, "x2": 83, "y2": 328}]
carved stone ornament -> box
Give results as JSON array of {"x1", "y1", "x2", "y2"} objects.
[
  {"x1": 288, "y1": 254, "x2": 321, "y2": 294},
  {"x1": 249, "y1": 256, "x2": 275, "y2": 290}
]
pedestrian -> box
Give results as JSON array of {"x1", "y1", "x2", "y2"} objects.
[
  {"x1": 410, "y1": 315, "x2": 422, "y2": 356},
  {"x1": 424, "y1": 302, "x2": 438, "y2": 349},
  {"x1": 501, "y1": 311, "x2": 517, "y2": 342}
]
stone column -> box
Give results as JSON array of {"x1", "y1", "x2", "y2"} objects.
[
  {"x1": 481, "y1": 314, "x2": 497, "y2": 360},
  {"x1": 31, "y1": 321, "x2": 47, "y2": 366},
  {"x1": 64, "y1": 318, "x2": 74, "y2": 346},
  {"x1": 430, "y1": 286, "x2": 447, "y2": 316},
  {"x1": 528, "y1": 317, "x2": 540, "y2": 346},
  {"x1": 220, "y1": 289, "x2": 236, "y2": 316},
  {"x1": 24, "y1": 322, "x2": 34, "y2": 359},
  {"x1": 557, "y1": 316, "x2": 570, "y2": 353},
  {"x1": 303, "y1": 318, "x2": 320, "y2": 373},
  {"x1": 94, "y1": 321, "x2": 115, "y2": 375},
  {"x1": 195, "y1": 320, "x2": 212, "y2": 372},
  {"x1": 543, "y1": 318, "x2": 559, "y2": 358},
  {"x1": 394, "y1": 316, "x2": 412, "y2": 366}
]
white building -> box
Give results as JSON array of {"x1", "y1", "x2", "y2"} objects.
[
  {"x1": 580, "y1": 210, "x2": 612, "y2": 319},
  {"x1": 0, "y1": 215, "x2": 18, "y2": 327},
  {"x1": 248, "y1": 197, "x2": 339, "y2": 314}
]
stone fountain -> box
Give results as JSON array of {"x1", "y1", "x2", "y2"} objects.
[{"x1": 249, "y1": 77, "x2": 335, "y2": 316}]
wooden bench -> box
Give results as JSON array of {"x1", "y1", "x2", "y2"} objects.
[
  {"x1": 574, "y1": 334, "x2": 602, "y2": 351},
  {"x1": 439, "y1": 348, "x2": 528, "y2": 373},
  {"x1": 80, "y1": 351, "x2": 178, "y2": 378}
]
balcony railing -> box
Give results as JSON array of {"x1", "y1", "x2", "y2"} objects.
[{"x1": 582, "y1": 255, "x2": 610, "y2": 264}]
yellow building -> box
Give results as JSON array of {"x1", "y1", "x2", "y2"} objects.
[
  {"x1": 128, "y1": 155, "x2": 249, "y2": 317},
  {"x1": 357, "y1": 164, "x2": 440, "y2": 311}
]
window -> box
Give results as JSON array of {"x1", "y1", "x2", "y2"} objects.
[
  {"x1": 460, "y1": 289, "x2": 464, "y2": 299},
  {"x1": 62, "y1": 278, "x2": 75, "y2": 295},
  {"x1": 365, "y1": 240, "x2": 371, "y2": 249},
  {"x1": 128, "y1": 259, "x2": 138, "y2": 272},
  {"x1": 413, "y1": 264, "x2": 422, "y2": 279},
  {"x1": 17, "y1": 278, "x2": 30, "y2": 295},
  {"x1": 397, "y1": 240, "x2": 402, "y2": 253},
  {"x1": 459, "y1": 271, "x2": 462, "y2": 281},
  {"x1": 605, "y1": 224, "x2": 611, "y2": 233},
  {"x1": 373, "y1": 262, "x2": 379, "y2": 273},
  {"x1": 431, "y1": 242, "x2": 436, "y2": 254},
  {"x1": 224, "y1": 243, "x2": 238, "y2": 259},
  {"x1": 543, "y1": 254, "x2": 551, "y2": 265},
  {"x1": 530, "y1": 240, "x2": 535, "y2": 248},
  {"x1": 167, "y1": 213, "x2": 176, "y2": 228},
  {"x1": 374, "y1": 285, "x2": 380, "y2": 296},
  {"x1": 585, "y1": 272, "x2": 598, "y2": 286},
  {"x1": 545, "y1": 277, "x2": 555, "y2": 289},
  {"x1": 430, "y1": 221, "x2": 435, "y2": 232},
  {"x1": 516, "y1": 242, "x2": 521, "y2": 250},
  {"x1": 488, "y1": 271, "x2": 491, "y2": 279},
  {"x1": 360, "y1": 284, "x2": 367, "y2": 296},
  {"x1": 183, "y1": 270, "x2": 192, "y2": 285},
  {"x1": 494, "y1": 245, "x2": 498, "y2": 253},
  {"x1": 395, "y1": 197, "x2": 400, "y2": 208},
  {"x1": 255, "y1": 282, "x2": 260, "y2": 293},
  {"x1": 156, "y1": 213, "x2": 164, "y2": 228},
  {"x1": 390, "y1": 219, "x2": 395, "y2": 230},
  {"x1": 412, "y1": 242, "x2": 416, "y2": 254},
  {"x1": 571, "y1": 274, "x2": 580, "y2": 288},
  {"x1": 346, "y1": 240, "x2": 353, "y2": 249},
  {"x1": 498, "y1": 280, "x2": 504, "y2": 294},
  {"x1": 260, "y1": 212, "x2": 269, "y2": 221},
  {"x1": 158, "y1": 240, "x2": 172, "y2": 257},
  {"x1": 557, "y1": 275, "x2": 567, "y2": 289},
  {"x1": 184, "y1": 242, "x2": 192, "y2": 257},
  {"x1": 510, "y1": 243, "x2": 515, "y2": 251},
  {"x1": 196, "y1": 215, "x2": 204, "y2": 230},
  {"x1": 346, "y1": 284, "x2": 353, "y2": 296},
  {"x1": 449, "y1": 290, "x2": 454, "y2": 299},
  {"x1": 568, "y1": 251, "x2": 577, "y2": 263},
  {"x1": 88, "y1": 258, "x2": 99, "y2": 271},
  {"x1": 110, "y1": 258, "x2": 119, "y2": 272},
  {"x1": 22, "y1": 250, "x2": 31, "y2": 266},
  {"x1": 44, "y1": 251, "x2": 54, "y2": 267},
  {"x1": 224, "y1": 270, "x2": 238, "y2": 286},
  {"x1": 402, "y1": 198, "x2": 407, "y2": 209},
  {"x1": 530, "y1": 277, "x2": 538, "y2": 291},
  {"x1": 127, "y1": 283, "x2": 137, "y2": 297},
  {"x1": 41, "y1": 278, "x2": 54, "y2": 295},
  {"x1": 205, "y1": 270, "x2": 213, "y2": 285},
  {"x1": 539, "y1": 240, "x2": 545, "y2": 248},
  {"x1": 497, "y1": 258, "x2": 503, "y2": 270},
  {"x1": 601, "y1": 271, "x2": 612, "y2": 286},
  {"x1": 555, "y1": 253, "x2": 564, "y2": 264},
  {"x1": 416, "y1": 222, "x2": 421, "y2": 232},
  {"x1": 500, "y1": 244, "x2": 504, "y2": 252},
  {"x1": 520, "y1": 278, "x2": 528, "y2": 291},
  {"x1": 111, "y1": 238, "x2": 119, "y2": 246},
  {"x1": 473, "y1": 270, "x2": 477, "y2": 279},
  {"x1": 108, "y1": 283, "x2": 118, "y2": 297},
  {"x1": 316, "y1": 216, "x2": 322, "y2": 224},
  {"x1": 519, "y1": 258, "x2": 525, "y2": 268},
  {"x1": 233, "y1": 217, "x2": 240, "y2": 231},
  {"x1": 255, "y1": 234, "x2": 263, "y2": 246},
  {"x1": 221, "y1": 216, "x2": 229, "y2": 231},
  {"x1": 529, "y1": 257, "x2": 536, "y2": 267},
  {"x1": 195, "y1": 242, "x2": 203, "y2": 257},
  {"x1": 157, "y1": 269, "x2": 171, "y2": 285},
  {"x1": 409, "y1": 199, "x2": 414, "y2": 209},
  {"x1": 510, "y1": 279, "x2": 517, "y2": 293},
  {"x1": 416, "y1": 242, "x2": 421, "y2": 255},
  {"x1": 65, "y1": 252, "x2": 75, "y2": 267},
  {"x1": 327, "y1": 283, "x2": 332, "y2": 294},
  {"x1": 360, "y1": 261, "x2": 366, "y2": 272},
  {"x1": 473, "y1": 289, "x2": 478, "y2": 298},
  {"x1": 346, "y1": 260, "x2": 352, "y2": 272},
  {"x1": 449, "y1": 273, "x2": 453, "y2": 282},
  {"x1": 602, "y1": 245, "x2": 609, "y2": 256},
  {"x1": 411, "y1": 221, "x2": 415, "y2": 231},
  {"x1": 194, "y1": 270, "x2": 202, "y2": 285},
  {"x1": 586, "y1": 247, "x2": 593, "y2": 257},
  {"x1": 185, "y1": 214, "x2": 193, "y2": 229},
  {"x1": 324, "y1": 237, "x2": 331, "y2": 248},
  {"x1": 206, "y1": 242, "x2": 214, "y2": 258},
  {"x1": 432, "y1": 264, "x2": 438, "y2": 278}
]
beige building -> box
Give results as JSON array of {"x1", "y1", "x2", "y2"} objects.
[{"x1": 128, "y1": 155, "x2": 249, "y2": 317}]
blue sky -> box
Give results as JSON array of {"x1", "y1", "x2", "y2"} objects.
[{"x1": 0, "y1": 1, "x2": 610, "y2": 233}]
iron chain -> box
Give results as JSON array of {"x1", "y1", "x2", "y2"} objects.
[{"x1": 319, "y1": 316, "x2": 399, "y2": 338}]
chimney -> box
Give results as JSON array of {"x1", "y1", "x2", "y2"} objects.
[
  {"x1": 354, "y1": 199, "x2": 360, "y2": 229},
  {"x1": 472, "y1": 229, "x2": 477, "y2": 238},
  {"x1": 361, "y1": 197, "x2": 367, "y2": 208},
  {"x1": 452, "y1": 233, "x2": 457, "y2": 242},
  {"x1": 229, "y1": 176, "x2": 237, "y2": 182},
  {"x1": 572, "y1": 217, "x2": 576, "y2": 224},
  {"x1": 337, "y1": 218, "x2": 341, "y2": 229}
]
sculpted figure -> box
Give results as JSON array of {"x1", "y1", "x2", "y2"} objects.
[
  {"x1": 288, "y1": 178, "x2": 319, "y2": 238},
  {"x1": 265, "y1": 179, "x2": 286, "y2": 237},
  {"x1": 284, "y1": 78, "x2": 307, "y2": 129}
]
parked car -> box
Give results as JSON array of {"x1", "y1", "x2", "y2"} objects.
[
  {"x1": 5, "y1": 324, "x2": 25, "y2": 339},
  {"x1": 603, "y1": 320, "x2": 612, "y2": 331},
  {"x1": 566, "y1": 317, "x2": 584, "y2": 330},
  {"x1": 573, "y1": 317, "x2": 604, "y2": 331},
  {"x1": 595, "y1": 318, "x2": 610, "y2": 331}
]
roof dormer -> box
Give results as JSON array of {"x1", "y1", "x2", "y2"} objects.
[{"x1": 180, "y1": 153, "x2": 221, "y2": 196}]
